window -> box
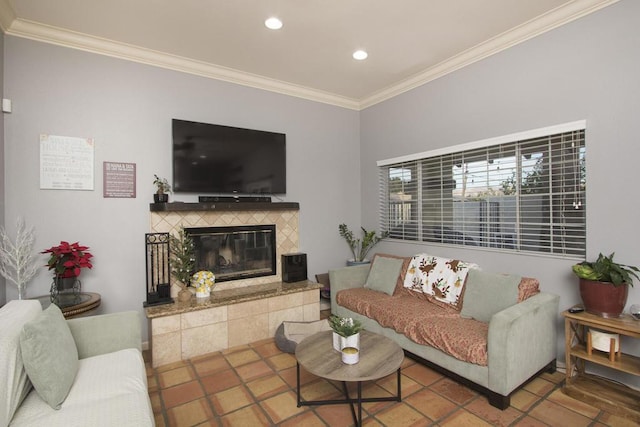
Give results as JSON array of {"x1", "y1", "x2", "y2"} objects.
[{"x1": 378, "y1": 122, "x2": 586, "y2": 258}]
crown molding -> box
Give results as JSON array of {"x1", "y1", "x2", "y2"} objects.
[
  {"x1": 0, "y1": 0, "x2": 15, "y2": 33},
  {"x1": 6, "y1": 19, "x2": 361, "y2": 111},
  {"x1": 359, "y1": 0, "x2": 620, "y2": 110},
  {"x1": 4, "y1": 0, "x2": 618, "y2": 111}
]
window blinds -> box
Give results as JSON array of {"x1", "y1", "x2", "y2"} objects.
[{"x1": 379, "y1": 123, "x2": 586, "y2": 258}]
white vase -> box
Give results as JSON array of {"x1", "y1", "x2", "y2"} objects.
[
  {"x1": 340, "y1": 332, "x2": 360, "y2": 351},
  {"x1": 332, "y1": 332, "x2": 341, "y2": 351}
]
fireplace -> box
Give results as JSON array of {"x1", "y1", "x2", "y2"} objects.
[{"x1": 187, "y1": 225, "x2": 276, "y2": 282}]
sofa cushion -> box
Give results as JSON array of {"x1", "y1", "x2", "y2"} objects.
[
  {"x1": 365, "y1": 255, "x2": 405, "y2": 295},
  {"x1": 365, "y1": 294, "x2": 460, "y2": 335},
  {"x1": 336, "y1": 288, "x2": 393, "y2": 318},
  {"x1": 0, "y1": 300, "x2": 42, "y2": 427},
  {"x1": 460, "y1": 270, "x2": 521, "y2": 323},
  {"x1": 337, "y1": 289, "x2": 490, "y2": 366},
  {"x1": 10, "y1": 348, "x2": 153, "y2": 427},
  {"x1": 19, "y1": 304, "x2": 79, "y2": 410},
  {"x1": 410, "y1": 315, "x2": 490, "y2": 366},
  {"x1": 403, "y1": 254, "x2": 478, "y2": 310}
]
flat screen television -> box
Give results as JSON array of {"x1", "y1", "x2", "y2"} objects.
[{"x1": 172, "y1": 119, "x2": 286, "y2": 194}]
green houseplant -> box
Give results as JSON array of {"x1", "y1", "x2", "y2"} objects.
[
  {"x1": 153, "y1": 174, "x2": 171, "y2": 203},
  {"x1": 338, "y1": 224, "x2": 388, "y2": 265},
  {"x1": 41, "y1": 241, "x2": 93, "y2": 296},
  {"x1": 170, "y1": 226, "x2": 195, "y2": 302},
  {"x1": 572, "y1": 252, "x2": 639, "y2": 318}
]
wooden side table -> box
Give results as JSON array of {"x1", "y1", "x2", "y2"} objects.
[
  {"x1": 33, "y1": 292, "x2": 101, "y2": 318},
  {"x1": 563, "y1": 310, "x2": 640, "y2": 421}
]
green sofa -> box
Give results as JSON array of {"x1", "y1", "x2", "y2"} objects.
[
  {"x1": 330, "y1": 260, "x2": 559, "y2": 409},
  {"x1": 1, "y1": 300, "x2": 154, "y2": 427}
]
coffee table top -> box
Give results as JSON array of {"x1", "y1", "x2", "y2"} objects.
[{"x1": 295, "y1": 330, "x2": 404, "y2": 382}]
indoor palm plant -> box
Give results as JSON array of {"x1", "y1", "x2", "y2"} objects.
[
  {"x1": 338, "y1": 224, "x2": 388, "y2": 265},
  {"x1": 572, "y1": 252, "x2": 639, "y2": 318}
]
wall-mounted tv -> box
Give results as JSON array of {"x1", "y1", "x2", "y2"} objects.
[{"x1": 172, "y1": 119, "x2": 286, "y2": 194}]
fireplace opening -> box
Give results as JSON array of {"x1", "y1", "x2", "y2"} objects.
[{"x1": 187, "y1": 225, "x2": 276, "y2": 283}]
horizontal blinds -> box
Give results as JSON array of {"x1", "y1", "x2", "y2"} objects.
[{"x1": 379, "y1": 125, "x2": 586, "y2": 258}]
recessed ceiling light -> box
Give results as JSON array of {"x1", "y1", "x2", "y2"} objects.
[
  {"x1": 265, "y1": 17, "x2": 283, "y2": 30},
  {"x1": 353, "y1": 50, "x2": 368, "y2": 60}
]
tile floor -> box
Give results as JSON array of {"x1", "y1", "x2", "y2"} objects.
[{"x1": 145, "y1": 339, "x2": 636, "y2": 427}]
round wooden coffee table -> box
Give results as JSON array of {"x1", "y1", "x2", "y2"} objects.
[{"x1": 295, "y1": 330, "x2": 404, "y2": 426}]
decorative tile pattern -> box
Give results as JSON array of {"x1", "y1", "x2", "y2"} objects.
[
  {"x1": 150, "y1": 208, "x2": 299, "y2": 293},
  {"x1": 147, "y1": 337, "x2": 614, "y2": 426}
]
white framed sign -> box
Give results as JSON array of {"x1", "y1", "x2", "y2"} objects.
[{"x1": 40, "y1": 134, "x2": 94, "y2": 190}]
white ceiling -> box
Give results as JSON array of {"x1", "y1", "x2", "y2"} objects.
[{"x1": 0, "y1": 0, "x2": 618, "y2": 110}]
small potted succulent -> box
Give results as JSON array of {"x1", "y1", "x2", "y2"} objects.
[
  {"x1": 572, "y1": 252, "x2": 639, "y2": 318},
  {"x1": 338, "y1": 223, "x2": 388, "y2": 266},
  {"x1": 153, "y1": 174, "x2": 171, "y2": 203}
]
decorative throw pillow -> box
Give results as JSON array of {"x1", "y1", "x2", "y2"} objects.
[
  {"x1": 460, "y1": 269, "x2": 522, "y2": 323},
  {"x1": 365, "y1": 255, "x2": 406, "y2": 295},
  {"x1": 19, "y1": 304, "x2": 79, "y2": 409},
  {"x1": 370, "y1": 253, "x2": 412, "y2": 295}
]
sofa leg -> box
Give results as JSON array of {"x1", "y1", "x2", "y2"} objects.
[{"x1": 488, "y1": 392, "x2": 510, "y2": 410}]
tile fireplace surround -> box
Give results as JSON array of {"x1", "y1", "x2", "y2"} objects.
[{"x1": 146, "y1": 202, "x2": 320, "y2": 368}]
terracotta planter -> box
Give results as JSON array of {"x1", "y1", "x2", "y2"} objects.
[{"x1": 579, "y1": 278, "x2": 629, "y2": 318}]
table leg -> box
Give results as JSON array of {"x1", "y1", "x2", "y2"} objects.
[
  {"x1": 342, "y1": 381, "x2": 359, "y2": 426},
  {"x1": 357, "y1": 381, "x2": 362, "y2": 426},
  {"x1": 296, "y1": 362, "x2": 301, "y2": 407}
]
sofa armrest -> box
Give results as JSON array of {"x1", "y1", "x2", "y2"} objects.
[
  {"x1": 487, "y1": 292, "x2": 559, "y2": 395},
  {"x1": 329, "y1": 264, "x2": 370, "y2": 315},
  {"x1": 66, "y1": 311, "x2": 142, "y2": 359}
]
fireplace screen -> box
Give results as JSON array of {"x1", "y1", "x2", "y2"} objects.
[{"x1": 187, "y1": 225, "x2": 276, "y2": 282}]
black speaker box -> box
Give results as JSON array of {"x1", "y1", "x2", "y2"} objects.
[{"x1": 282, "y1": 253, "x2": 307, "y2": 283}]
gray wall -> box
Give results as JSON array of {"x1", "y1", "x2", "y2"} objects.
[
  {"x1": 0, "y1": 30, "x2": 4, "y2": 307},
  {"x1": 3, "y1": 37, "x2": 361, "y2": 339},
  {"x1": 361, "y1": 0, "x2": 640, "y2": 388}
]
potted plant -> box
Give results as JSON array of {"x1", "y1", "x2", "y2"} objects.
[
  {"x1": 329, "y1": 315, "x2": 363, "y2": 351},
  {"x1": 153, "y1": 174, "x2": 171, "y2": 203},
  {"x1": 338, "y1": 223, "x2": 388, "y2": 266},
  {"x1": 41, "y1": 241, "x2": 93, "y2": 295},
  {"x1": 170, "y1": 226, "x2": 195, "y2": 302},
  {"x1": 572, "y1": 252, "x2": 639, "y2": 318}
]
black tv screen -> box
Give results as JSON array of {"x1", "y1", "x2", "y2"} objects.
[{"x1": 172, "y1": 119, "x2": 286, "y2": 194}]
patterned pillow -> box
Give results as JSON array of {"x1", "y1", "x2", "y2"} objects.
[{"x1": 403, "y1": 254, "x2": 478, "y2": 310}]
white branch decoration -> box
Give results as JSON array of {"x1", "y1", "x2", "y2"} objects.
[{"x1": 0, "y1": 217, "x2": 39, "y2": 298}]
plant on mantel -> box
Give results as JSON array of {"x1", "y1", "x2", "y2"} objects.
[{"x1": 153, "y1": 174, "x2": 171, "y2": 203}]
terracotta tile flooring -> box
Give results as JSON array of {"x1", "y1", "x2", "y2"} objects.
[{"x1": 144, "y1": 339, "x2": 635, "y2": 427}]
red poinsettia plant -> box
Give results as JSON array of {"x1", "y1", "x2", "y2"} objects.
[{"x1": 41, "y1": 241, "x2": 94, "y2": 278}]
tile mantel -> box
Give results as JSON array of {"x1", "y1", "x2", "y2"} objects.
[{"x1": 149, "y1": 202, "x2": 299, "y2": 212}]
